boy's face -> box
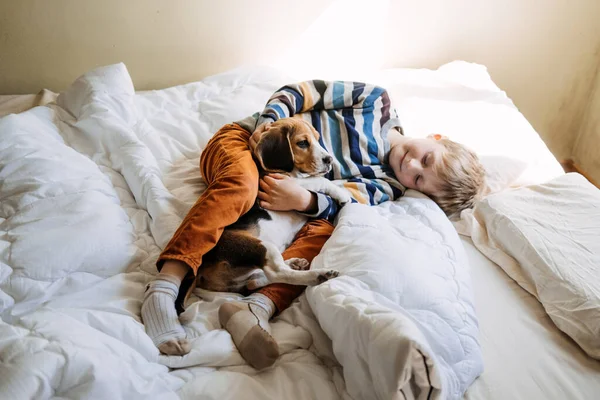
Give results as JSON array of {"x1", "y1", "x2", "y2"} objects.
[{"x1": 389, "y1": 137, "x2": 445, "y2": 195}]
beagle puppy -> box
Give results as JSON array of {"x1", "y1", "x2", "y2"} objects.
[{"x1": 197, "y1": 117, "x2": 351, "y2": 294}]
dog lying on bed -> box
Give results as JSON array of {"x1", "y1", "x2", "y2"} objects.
[{"x1": 196, "y1": 118, "x2": 350, "y2": 293}]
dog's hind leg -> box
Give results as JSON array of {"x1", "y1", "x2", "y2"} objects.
[{"x1": 261, "y1": 241, "x2": 339, "y2": 286}]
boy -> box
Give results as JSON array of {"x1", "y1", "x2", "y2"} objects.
[{"x1": 141, "y1": 80, "x2": 486, "y2": 369}]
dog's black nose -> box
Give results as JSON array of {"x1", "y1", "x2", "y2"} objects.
[{"x1": 323, "y1": 155, "x2": 333, "y2": 165}]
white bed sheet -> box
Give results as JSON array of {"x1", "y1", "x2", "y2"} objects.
[{"x1": 462, "y1": 237, "x2": 600, "y2": 399}]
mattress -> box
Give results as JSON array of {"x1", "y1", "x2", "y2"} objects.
[{"x1": 1, "y1": 62, "x2": 598, "y2": 400}]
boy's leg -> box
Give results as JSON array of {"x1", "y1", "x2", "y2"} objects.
[
  {"x1": 219, "y1": 219, "x2": 334, "y2": 369},
  {"x1": 142, "y1": 123, "x2": 259, "y2": 355}
]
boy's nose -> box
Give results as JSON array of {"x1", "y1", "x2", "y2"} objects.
[{"x1": 406, "y1": 157, "x2": 421, "y2": 172}]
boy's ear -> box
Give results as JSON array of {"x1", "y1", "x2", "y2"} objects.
[{"x1": 427, "y1": 133, "x2": 447, "y2": 141}]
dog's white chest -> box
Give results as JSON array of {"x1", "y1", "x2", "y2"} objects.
[{"x1": 257, "y1": 211, "x2": 307, "y2": 253}]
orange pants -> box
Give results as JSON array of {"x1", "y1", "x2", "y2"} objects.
[{"x1": 158, "y1": 123, "x2": 334, "y2": 313}]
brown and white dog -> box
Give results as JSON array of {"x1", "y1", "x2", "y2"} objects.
[{"x1": 197, "y1": 118, "x2": 351, "y2": 294}]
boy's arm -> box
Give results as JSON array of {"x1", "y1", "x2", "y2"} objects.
[
  {"x1": 300, "y1": 192, "x2": 342, "y2": 222},
  {"x1": 345, "y1": 177, "x2": 405, "y2": 206},
  {"x1": 257, "y1": 80, "x2": 392, "y2": 125},
  {"x1": 258, "y1": 174, "x2": 342, "y2": 222},
  {"x1": 302, "y1": 177, "x2": 405, "y2": 222}
]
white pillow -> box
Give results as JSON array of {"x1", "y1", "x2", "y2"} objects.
[
  {"x1": 479, "y1": 155, "x2": 528, "y2": 194},
  {"x1": 466, "y1": 173, "x2": 600, "y2": 359}
]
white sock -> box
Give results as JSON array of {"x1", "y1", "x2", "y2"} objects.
[
  {"x1": 141, "y1": 273, "x2": 187, "y2": 348},
  {"x1": 243, "y1": 293, "x2": 276, "y2": 317}
]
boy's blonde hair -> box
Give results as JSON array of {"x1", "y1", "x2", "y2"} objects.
[{"x1": 430, "y1": 138, "x2": 486, "y2": 216}]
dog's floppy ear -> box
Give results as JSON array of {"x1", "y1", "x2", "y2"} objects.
[{"x1": 254, "y1": 129, "x2": 294, "y2": 172}]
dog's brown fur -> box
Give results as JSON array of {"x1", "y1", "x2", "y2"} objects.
[{"x1": 198, "y1": 229, "x2": 267, "y2": 294}]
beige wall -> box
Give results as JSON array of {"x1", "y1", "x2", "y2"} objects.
[
  {"x1": 1, "y1": 0, "x2": 600, "y2": 164},
  {"x1": 573, "y1": 64, "x2": 600, "y2": 184}
]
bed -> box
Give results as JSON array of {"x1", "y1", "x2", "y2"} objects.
[{"x1": 1, "y1": 61, "x2": 599, "y2": 400}]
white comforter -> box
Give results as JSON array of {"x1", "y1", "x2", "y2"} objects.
[{"x1": 0, "y1": 63, "x2": 482, "y2": 399}]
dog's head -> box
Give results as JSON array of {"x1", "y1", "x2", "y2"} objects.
[{"x1": 253, "y1": 118, "x2": 333, "y2": 176}]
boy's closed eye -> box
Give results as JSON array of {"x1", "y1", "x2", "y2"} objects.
[
  {"x1": 422, "y1": 153, "x2": 430, "y2": 167},
  {"x1": 415, "y1": 153, "x2": 433, "y2": 186}
]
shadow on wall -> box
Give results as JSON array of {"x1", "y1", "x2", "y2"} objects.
[{"x1": 571, "y1": 47, "x2": 600, "y2": 185}]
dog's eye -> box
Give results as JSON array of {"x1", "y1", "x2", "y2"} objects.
[{"x1": 296, "y1": 140, "x2": 310, "y2": 149}]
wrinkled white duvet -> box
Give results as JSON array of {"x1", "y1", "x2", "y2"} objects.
[{"x1": 0, "y1": 63, "x2": 482, "y2": 399}]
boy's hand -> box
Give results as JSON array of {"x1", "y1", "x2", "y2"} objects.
[
  {"x1": 249, "y1": 122, "x2": 271, "y2": 152},
  {"x1": 258, "y1": 173, "x2": 317, "y2": 213}
]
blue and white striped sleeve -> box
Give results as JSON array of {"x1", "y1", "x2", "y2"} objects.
[
  {"x1": 300, "y1": 192, "x2": 341, "y2": 222},
  {"x1": 257, "y1": 80, "x2": 392, "y2": 126}
]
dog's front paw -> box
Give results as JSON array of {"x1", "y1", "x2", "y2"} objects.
[
  {"x1": 332, "y1": 189, "x2": 352, "y2": 205},
  {"x1": 286, "y1": 257, "x2": 310, "y2": 271},
  {"x1": 317, "y1": 270, "x2": 339, "y2": 283}
]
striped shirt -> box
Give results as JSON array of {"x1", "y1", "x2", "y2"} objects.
[{"x1": 239, "y1": 80, "x2": 405, "y2": 221}]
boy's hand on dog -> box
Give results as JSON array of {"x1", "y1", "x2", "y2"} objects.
[
  {"x1": 249, "y1": 122, "x2": 271, "y2": 152},
  {"x1": 258, "y1": 174, "x2": 316, "y2": 213}
]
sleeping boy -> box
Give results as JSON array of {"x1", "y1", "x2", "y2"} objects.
[{"x1": 141, "y1": 80, "x2": 486, "y2": 369}]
